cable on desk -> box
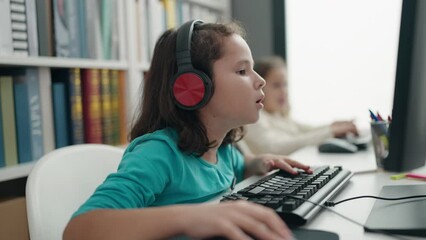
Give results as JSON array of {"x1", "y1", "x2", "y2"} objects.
[
  {"x1": 324, "y1": 194, "x2": 426, "y2": 207},
  {"x1": 282, "y1": 195, "x2": 413, "y2": 240}
]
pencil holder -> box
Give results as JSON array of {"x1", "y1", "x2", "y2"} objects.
[{"x1": 370, "y1": 121, "x2": 390, "y2": 169}]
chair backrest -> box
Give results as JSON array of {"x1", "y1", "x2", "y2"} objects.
[{"x1": 26, "y1": 144, "x2": 124, "y2": 240}]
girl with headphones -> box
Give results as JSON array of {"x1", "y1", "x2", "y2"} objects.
[{"x1": 64, "y1": 21, "x2": 311, "y2": 240}]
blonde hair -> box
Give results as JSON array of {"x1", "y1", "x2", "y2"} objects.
[{"x1": 254, "y1": 56, "x2": 290, "y2": 116}]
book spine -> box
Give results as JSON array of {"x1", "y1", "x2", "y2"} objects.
[
  {"x1": 38, "y1": 67, "x2": 55, "y2": 153},
  {"x1": 51, "y1": 80, "x2": 70, "y2": 148},
  {"x1": 85, "y1": 0, "x2": 102, "y2": 59},
  {"x1": 82, "y1": 69, "x2": 103, "y2": 143},
  {"x1": 65, "y1": 0, "x2": 81, "y2": 58},
  {"x1": 53, "y1": 0, "x2": 70, "y2": 57},
  {"x1": 77, "y1": 0, "x2": 88, "y2": 58},
  {"x1": 118, "y1": 71, "x2": 127, "y2": 144},
  {"x1": 35, "y1": 0, "x2": 53, "y2": 56},
  {"x1": 13, "y1": 74, "x2": 32, "y2": 163},
  {"x1": 25, "y1": 0, "x2": 39, "y2": 56},
  {"x1": 101, "y1": 69, "x2": 113, "y2": 144},
  {"x1": 101, "y1": 0, "x2": 112, "y2": 60},
  {"x1": 0, "y1": 0, "x2": 14, "y2": 55},
  {"x1": 0, "y1": 83, "x2": 5, "y2": 167},
  {"x1": 13, "y1": 68, "x2": 44, "y2": 163},
  {"x1": 0, "y1": 76, "x2": 18, "y2": 166},
  {"x1": 11, "y1": 1, "x2": 29, "y2": 56},
  {"x1": 110, "y1": 70, "x2": 120, "y2": 145},
  {"x1": 137, "y1": 0, "x2": 150, "y2": 64},
  {"x1": 116, "y1": 0, "x2": 126, "y2": 61},
  {"x1": 162, "y1": 0, "x2": 177, "y2": 29},
  {"x1": 27, "y1": 68, "x2": 44, "y2": 160},
  {"x1": 69, "y1": 68, "x2": 84, "y2": 144}
]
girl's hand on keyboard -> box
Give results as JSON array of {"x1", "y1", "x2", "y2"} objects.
[
  {"x1": 179, "y1": 201, "x2": 293, "y2": 240},
  {"x1": 245, "y1": 154, "x2": 313, "y2": 177}
]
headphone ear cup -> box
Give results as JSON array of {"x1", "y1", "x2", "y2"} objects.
[{"x1": 172, "y1": 70, "x2": 212, "y2": 110}]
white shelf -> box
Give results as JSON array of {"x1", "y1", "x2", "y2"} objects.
[
  {"x1": 0, "y1": 56, "x2": 128, "y2": 70},
  {"x1": 187, "y1": 0, "x2": 228, "y2": 11},
  {"x1": 0, "y1": 162, "x2": 36, "y2": 182},
  {"x1": 138, "y1": 62, "x2": 150, "y2": 71}
]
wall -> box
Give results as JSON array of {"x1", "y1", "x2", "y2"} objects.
[
  {"x1": 285, "y1": 0, "x2": 403, "y2": 130},
  {"x1": 231, "y1": 0, "x2": 274, "y2": 60}
]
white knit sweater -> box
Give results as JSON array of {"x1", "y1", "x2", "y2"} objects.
[{"x1": 243, "y1": 110, "x2": 333, "y2": 155}]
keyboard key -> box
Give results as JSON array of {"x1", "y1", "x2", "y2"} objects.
[{"x1": 248, "y1": 186, "x2": 265, "y2": 194}]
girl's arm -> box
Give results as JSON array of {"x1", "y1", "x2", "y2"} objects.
[{"x1": 63, "y1": 201, "x2": 292, "y2": 240}]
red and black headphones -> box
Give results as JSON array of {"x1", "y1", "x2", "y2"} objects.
[{"x1": 171, "y1": 20, "x2": 213, "y2": 110}]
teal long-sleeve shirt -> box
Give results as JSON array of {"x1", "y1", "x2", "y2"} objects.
[{"x1": 73, "y1": 128, "x2": 245, "y2": 218}]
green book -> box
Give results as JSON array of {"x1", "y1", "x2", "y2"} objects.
[{"x1": 0, "y1": 76, "x2": 18, "y2": 166}]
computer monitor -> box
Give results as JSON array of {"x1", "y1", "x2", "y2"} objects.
[{"x1": 385, "y1": 0, "x2": 426, "y2": 172}]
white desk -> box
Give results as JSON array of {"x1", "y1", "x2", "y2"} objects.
[{"x1": 230, "y1": 146, "x2": 426, "y2": 240}]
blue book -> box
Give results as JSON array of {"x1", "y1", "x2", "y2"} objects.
[
  {"x1": 52, "y1": 68, "x2": 83, "y2": 145},
  {"x1": 0, "y1": 100, "x2": 5, "y2": 168},
  {"x1": 52, "y1": 80, "x2": 70, "y2": 148},
  {"x1": 65, "y1": 0, "x2": 81, "y2": 58},
  {"x1": 77, "y1": 0, "x2": 88, "y2": 58},
  {"x1": 13, "y1": 68, "x2": 45, "y2": 163}
]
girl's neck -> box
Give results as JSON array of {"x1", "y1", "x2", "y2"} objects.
[
  {"x1": 201, "y1": 148, "x2": 219, "y2": 164},
  {"x1": 198, "y1": 108, "x2": 233, "y2": 163},
  {"x1": 202, "y1": 131, "x2": 224, "y2": 164},
  {"x1": 200, "y1": 123, "x2": 227, "y2": 164}
]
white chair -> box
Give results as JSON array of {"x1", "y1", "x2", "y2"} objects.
[{"x1": 26, "y1": 144, "x2": 124, "y2": 240}]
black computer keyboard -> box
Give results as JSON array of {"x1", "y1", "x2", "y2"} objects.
[{"x1": 221, "y1": 165, "x2": 353, "y2": 226}]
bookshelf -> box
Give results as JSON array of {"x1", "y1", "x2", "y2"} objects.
[
  {"x1": 0, "y1": 56, "x2": 128, "y2": 69},
  {"x1": 0, "y1": 162, "x2": 35, "y2": 183},
  {"x1": 0, "y1": 0, "x2": 231, "y2": 191}
]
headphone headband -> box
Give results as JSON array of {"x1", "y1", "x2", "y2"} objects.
[{"x1": 175, "y1": 20, "x2": 204, "y2": 68}]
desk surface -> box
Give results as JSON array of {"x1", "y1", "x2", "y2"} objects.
[{"x1": 227, "y1": 146, "x2": 426, "y2": 240}]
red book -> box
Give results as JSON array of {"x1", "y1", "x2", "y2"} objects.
[{"x1": 82, "y1": 69, "x2": 103, "y2": 143}]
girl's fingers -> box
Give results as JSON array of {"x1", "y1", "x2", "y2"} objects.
[
  {"x1": 274, "y1": 158, "x2": 313, "y2": 174},
  {"x1": 271, "y1": 159, "x2": 298, "y2": 175},
  {"x1": 283, "y1": 158, "x2": 312, "y2": 173},
  {"x1": 238, "y1": 203, "x2": 292, "y2": 239}
]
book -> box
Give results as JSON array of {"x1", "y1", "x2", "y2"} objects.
[
  {"x1": 69, "y1": 68, "x2": 84, "y2": 144},
  {"x1": 53, "y1": 0, "x2": 70, "y2": 57},
  {"x1": 51, "y1": 68, "x2": 84, "y2": 145},
  {"x1": 0, "y1": 94, "x2": 5, "y2": 168},
  {"x1": 51, "y1": 76, "x2": 70, "y2": 148},
  {"x1": 101, "y1": 0, "x2": 113, "y2": 60},
  {"x1": 85, "y1": 0, "x2": 102, "y2": 59},
  {"x1": 82, "y1": 69, "x2": 103, "y2": 143},
  {"x1": 118, "y1": 71, "x2": 127, "y2": 144},
  {"x1": 162, "y1": 0, "x2": 177, "y2": 29},
  {"x1": 110, "y1": 70, "x2": 120, "y2": 145},
  {"x1": 0, "y1": 0, "x2": 13, "y2": 55},
  {"x1": 0, "y1": 76, "x2": 18, "y2": 166},
  {"x1": 100, "y1": 69, "x2": 113, "y2": 144},
  {"x1": 11, "y1": 0, "x2": 29, "y2": 56},
  {"x1": 25, "y1": 0, "x2": 39, "y2": 56},
  {"x1": 76, "y1": 0, "x2": 88, "y2": 58},
  {"x1": 136, "y1": 0, "x2": 150, "y2": 64},
  {"x1": 38, "y1": 67, "x2": 55, "y2": 154},
  {"x1": 13, "y1": 68, "x2": 44, "y2": 163},
  {"x1": 35, "y1": 0, "x2": 53, "y2": 56},
  {"x1": 116, "y1": 0, "x2": 126, "y2": 61},
  {"x1": 65, "y1": 0, "x2": 81, "y2": 58},
  {"x1": 148, "y1": 0, "x2": 166, "y2": 58},
  {"x1": 110, "y1": 0, "x2": 119, "y2": 60}
]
